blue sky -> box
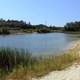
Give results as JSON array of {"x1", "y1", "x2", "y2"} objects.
[{"x1": 0, "y1": 0, "x2": 80, "y2": 26}]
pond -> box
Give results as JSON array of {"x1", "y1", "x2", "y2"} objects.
[{"x1": 0, "y1": 33, "x2": 80, "y2": 56}]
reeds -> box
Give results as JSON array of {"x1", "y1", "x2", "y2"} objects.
[
  {"x1": 0, "y1": 48, "x2": 32, "y2": 79},
  {"x1": 0, "y1": 47, "x2": 79, "y2": 79}
]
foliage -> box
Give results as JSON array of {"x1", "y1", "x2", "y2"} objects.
[
  {"x1": 64, "y1": 21, "x2": 80, "y2": 31},
  {"x1": 0, "y1": 18, "x2": 63, "y2": 33},
  {"x1": 0, "y1": 47, "x2": 79, "y2": 79},
  {"x1": 0, "y1": 28, "x2": 10, "y2": 34},
  {"x1": 0, "y1": 48, "x2": 31, "y2": 72},
  {"x1": 1, "y1": 18, "x2": 80, "y2": 33},
  {"x1": 31, "y1": 51, "x2": 79, "y2": 77}
]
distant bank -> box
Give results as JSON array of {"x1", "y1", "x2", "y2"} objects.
[{"x1": 0, "y1": 19, "x2": 80, "y2": 34}]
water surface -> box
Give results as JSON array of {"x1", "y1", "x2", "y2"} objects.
[{"x1": 0, "y1": 33, "x2": 80, "y2": 56}]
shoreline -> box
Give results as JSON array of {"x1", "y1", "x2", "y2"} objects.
[
  {"x1": 32, "y1": 63, "x2": 80, "y2": 80},
  {"x1": 32, "y1": 40, "x2": 80, "y2": 80},
  {"x1": 65, "y1": 40, "x2": 80, "y2": 50}
]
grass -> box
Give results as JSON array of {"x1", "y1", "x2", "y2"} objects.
[
  {"x1": 0, "y1": 47, "x2": 79, "y2": 80},
  {"x1": 31, "y1": 43, "x2": 80, "y2": 77},
  {"x1": 0, "y1": 48, "x2": 32, "y2": 80},
  {"x1": 31, "y1": 52, "x2": 79, "y2": 77}
]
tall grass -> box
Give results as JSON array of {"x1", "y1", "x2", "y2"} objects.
[
  {"x1": 31, "y1": 50, "x2": 79, "y2": 77},
  {"x1": 0, "y1": 47, "x2": 79, "y2": 79},
  {"x1": 0, "y1": 48, "x2": 32, "y2": 69},
  {"x1": 0, "y1": 48, "x2": 32, "y2": 79}
]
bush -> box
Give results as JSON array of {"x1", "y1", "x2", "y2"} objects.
[
  {"x1": 37, "y1": 29, "x2": 51, "y2": 33},
  {"x1": 0, "y1": 28, "x2": 10, "y2": 34}
]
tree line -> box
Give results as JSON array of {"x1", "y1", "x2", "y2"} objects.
[
  {"x1": 0, "y1": 18, "x2": 80, "y2": 34},
  {"x1": 0, "y1": 19, "x2": 63, "y2": 33},
  {"x1": 64, "y1": 21, "x2": 80, "y2": 31}
]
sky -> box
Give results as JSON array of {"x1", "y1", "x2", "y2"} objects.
[{"x1": 0, "y1": 0, "x2": 80, "y2": 26}]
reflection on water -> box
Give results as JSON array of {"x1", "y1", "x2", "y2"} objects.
[{"x1": 0, "y1": 33, "x2": 79, "y2": 56}]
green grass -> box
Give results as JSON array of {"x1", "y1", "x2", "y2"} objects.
[
  {"x1": 0, "y1": 47, "x2": 79, "y2": 80},
  {"x1": 31, "y1": 51, "x2": 79, "y2": 77},
  {"x1": 0, "y1": 48, "x2": 32, "y2": 79}
]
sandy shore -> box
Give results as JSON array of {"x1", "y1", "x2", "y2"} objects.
[
  {"x1": 32, "y1": 40, "x2": 80, "y2": 80},
  {"x1": 32, "y1": 63, "x2": 80, "y2": 80},
  {"x1": 65, "y1": 40, "x2": 80, "y2": 50}
]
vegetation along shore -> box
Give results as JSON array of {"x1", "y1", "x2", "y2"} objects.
[
  {"x1": 32, "y1": 41, "x2": 80, "y2": 80},
  {"x1": 0, "y1": 40, "x2": 79, "y2": 80},
  {"x1": 0, "y1": 19, "x2": 80, "y2": 34}
]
